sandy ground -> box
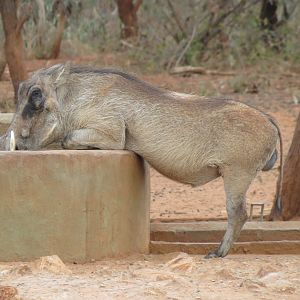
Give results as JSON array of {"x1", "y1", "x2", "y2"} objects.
[
  {"x1": 1, "y1": 253, "x2": 300, "y2": 300},
  {"x1": 0, "y1": 57, "x2": 300, "y2": 299}
]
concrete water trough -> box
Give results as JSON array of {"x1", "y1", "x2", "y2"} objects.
[{"x1": 0, "y1": 112, "x2": 150, "y2": 262}]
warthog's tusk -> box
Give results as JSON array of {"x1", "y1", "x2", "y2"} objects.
[{"x1": 9, "y1": 130, "x2": 16, "y2": 151}]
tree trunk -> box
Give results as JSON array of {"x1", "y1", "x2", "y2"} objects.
[
  {"x1": 35, "y1": 0, "x2": 47, "y2": 58},
  {"x1": 117, "y1": 0, "x2": 142, "y2": 39},
  {"x1": 260, "y1": 0, "x2": 278, "y2": 30},
  {"x1": 48, "y1": 0, "x2": 67, "y2": 59},
  {"x1": 270, "y1": 113, "x2": 300, "y2": 220},
  {"x1": 260, "y1": 0, "x2": 283, "y2": 50},
  {"x1": 0, "y1": 46, "x2": 6, "y2": 80},
  {"x1": 0, "y1": 0, "x2": 29, "y2": 102},
  {"x1": 49, "y1": 14, "x2": 65, "y2": 59}
]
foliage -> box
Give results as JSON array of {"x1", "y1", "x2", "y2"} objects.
[{"x1": 0, "y1": 0, "x2": 299, "y2": 70}]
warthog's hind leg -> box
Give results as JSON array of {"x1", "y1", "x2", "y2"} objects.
[{"x1": 205, "y1": 168, "x2": 256, "y2": 258}]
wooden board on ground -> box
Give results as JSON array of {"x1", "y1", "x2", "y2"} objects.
[
  {"x1": 150, "y1": 240, "x2": 300, "y2": 255},
  {"x1": 150, "y1": 221, "x2": 300, "y2": 255}
]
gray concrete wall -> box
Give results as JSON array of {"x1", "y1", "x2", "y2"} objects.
[{"x1": 0, "y1": 150, "x2": 150, "y2": 262}]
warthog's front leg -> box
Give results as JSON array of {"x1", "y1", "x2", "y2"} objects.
[
  {"x1": 62, "y1": 127, "x2": 125, "y2": 150},
  {"x1": 205, "y1": 168, "x2": 256, "y2": 258}
]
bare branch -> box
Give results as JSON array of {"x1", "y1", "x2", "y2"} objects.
[
  {"x1": 16, "y1": 2, "x2": 32, "y2": 35},
  {"x1": 35, "y1": 0, "x2": 46, "y2": 35},
  {"x1": 175, "y1": 24, "x2": 196, "y2": 67},
  {"x1": 0, "y1": 55, "x2": 6, "y2": 81},
  {"x1": 167, "y1": 0, "x2": 187, "y2": 37},
  {"x1": 170, "y1": 66, "x2": 236, "y2": 76},
  {"x1": 133, "y1": 0, "x2": 142, "y2": 14},
  {"x1": 166, "y1": 39, "x2": 186, "y2": 71},
  {"x1": 170, "y1": 12, "x2": 211, "y2": 69}
]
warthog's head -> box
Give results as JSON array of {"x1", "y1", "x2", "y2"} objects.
[{"x1": 1, "y1": 64, "x2": 70, "y2": 150}]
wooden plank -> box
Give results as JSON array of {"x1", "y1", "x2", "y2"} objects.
[
  {"x1": 151, "y1": 221, "x2": 300, "y2": 242},
  {"x1": 150, "y1": 240, "x2": 300, "y2": 255}
]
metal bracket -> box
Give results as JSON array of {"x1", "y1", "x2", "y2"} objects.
[{"x1": 249, "y1": 203, "x2": 265, "y2": 221}]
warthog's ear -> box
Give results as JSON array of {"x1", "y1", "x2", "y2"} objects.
[{"x1": 52, "y1": 62, "x2": 71, "y2": 86}]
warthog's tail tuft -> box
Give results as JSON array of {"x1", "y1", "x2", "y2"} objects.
[{"x1": 262, "y1": 149, "x2": 277, "y2": 171}]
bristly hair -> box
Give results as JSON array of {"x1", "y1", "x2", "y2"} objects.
[
  {"x1": 38, "y1": 64, "x2": 139, "y2": 82},
  {"x1": 69, "y1": 65, "x2": 166, "y2": 95},
  {"x1": 69, "y1": 65, "x2": 139, "y2": 82}
]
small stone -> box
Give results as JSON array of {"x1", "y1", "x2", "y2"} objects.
[
  {"x1": 278, "y1": 286, "x2": 296, "y2": 294},
  {"x1": 0, "y1": 286, "x2": 21, "y2": 300},
  {"x1": 1, "y1": 265, "x2": 32, "y2": 278},
  {"x1": 240, "y1": 279, "x2": 266, "y2": 290},
  {"x1": 256, "y1": 266, "x2": 277, "y2": 278},
  {"x1": 156, "y1": 273, "x2": 176, "y2": 281},
  {"x1": 12, "y1": 265, "x2": 32, "y2": 276},
  {"x1": 164, "y1": 252, "x2": 194, "y2": 272},
  {"x1": 216, "y1": 269, "x2": 236, "y2": 280},
  {"x1": 34, "y1": 255, "x2": 71, "y2": 275}
]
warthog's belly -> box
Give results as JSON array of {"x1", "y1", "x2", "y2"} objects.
[{"x1": 147, "y1": 158, "x2": 220, "y2": 186}]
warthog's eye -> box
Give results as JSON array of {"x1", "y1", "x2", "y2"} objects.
[
  {"x1": 31, "y1": 89, "x2": 42, "y2": 98},
  {"x1": 22, "y1": 88, "x2": 45, "y2": 119},
  {"x1": 29, "y1": 88, "x2": 44, "y2": 109}
]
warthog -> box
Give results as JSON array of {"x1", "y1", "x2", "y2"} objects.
[{"x1": 0, "y1": 63, "x2": 282, "y2": 258}]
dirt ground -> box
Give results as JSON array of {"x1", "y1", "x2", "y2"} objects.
[
  {"x1": 1, "y1": 253, "x2": 300, "y2": 300},
  {"x1": 0, "y1": 56, "x2": 299, "y2": 299}
]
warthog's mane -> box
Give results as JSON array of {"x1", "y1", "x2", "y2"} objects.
[
  {"x1": 69, "y1": 65, "x2": 165, "y2": 95},
  {"x1": 65, "y1": 66, "x2": 239, "y2": 109},
  {"x1": 37, "y1": 64, "x2": 265, "y2": 112},
  {"x1": 38, "y1": 64, "x2": 159, "y2": 89},
  {"x1": 70, "y1": 65, "x2": 139, "y2": 82}
]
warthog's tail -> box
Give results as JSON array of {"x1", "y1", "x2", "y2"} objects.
[
  {"x1": 262, "y1": 149, "x2": 277, "y2": 171},
  {"x1": 267, "y1": 116, "x2": 283, "y2": 215}
]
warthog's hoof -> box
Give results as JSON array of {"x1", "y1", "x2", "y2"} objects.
[
  {"x1": 204, "y1": 250, "x2": 221, "y2": 259},
  {"x1": 61, "y1": 135, "x2": 71, "y2": 149},
  {"x1": 61, "y1": 134, "x2": 94, "y2": 150}
]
